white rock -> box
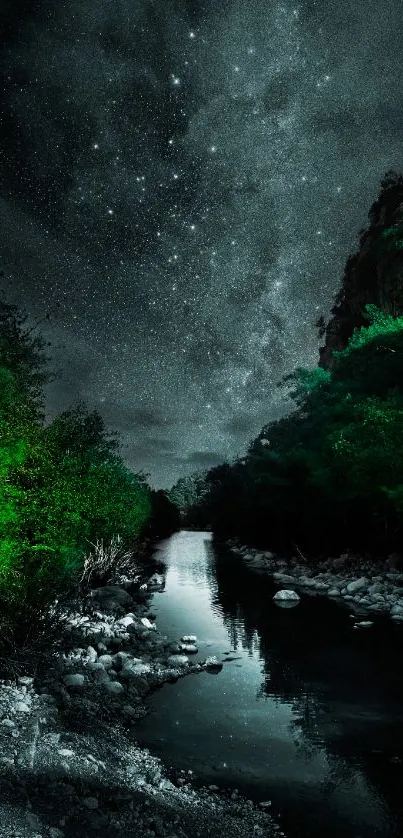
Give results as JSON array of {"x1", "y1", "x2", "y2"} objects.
[
  {"x1": 120, "y1": 661, "x2": 151, "y2": 678},
  {"x1": 14, "y1": 702, "x2": 31, "y2": 713},
  {"x1": 148, "y1": 573, "x2": 164, "y2": 586},
  {"x1": 273, "y1": 589, "x2": 300, "y2": 601},
  {"x1": 328, "y1": 588, "x2": 341, "y2": 596},
  {"x1": 117, "y1": 615, "x2": 135, "y2": 627},
  {"x1": 354, "y1": 621, "x2": 374, "y2": 628},
  {"x1": 140, "y1": 617, "x2": 157, "y2": 631},
  {"x1": 167, "y1": 655, "x2": 189, "y2": 667},
  {"x1": 181, "y1": 635, "x2": 197, "y2": 643},
  {"x1": 204, "y1": 656, "x2": 222, "y2": 668},
  {"x1": 97, "y1": 654, "x2": 113, "y2": 669}
]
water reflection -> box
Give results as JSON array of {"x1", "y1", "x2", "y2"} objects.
[{"x1": 134, "y1": 531, "x2": 403, "y2": 838}]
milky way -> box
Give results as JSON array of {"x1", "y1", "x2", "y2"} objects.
[{"x1": 1, "y1": 0, "x2": 403, "y2": 487}]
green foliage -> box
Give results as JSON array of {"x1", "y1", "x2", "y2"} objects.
[
  {"x1": 193, "y1": 303, "x2": 403, "y2": 557},
  {"x1": 277, "y1": 365, "x2": 332, "y2": 408},
  {"x1": 0, "y1": 298, "x2": 153, "y2": 619}
]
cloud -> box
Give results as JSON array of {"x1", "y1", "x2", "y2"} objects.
[{"x1": 186, "y1": 450, "x2": 225, "y2": 466}]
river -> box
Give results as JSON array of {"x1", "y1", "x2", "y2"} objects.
[{"x1": 132, "y1": 529, "x2": 403, "y2": 838}]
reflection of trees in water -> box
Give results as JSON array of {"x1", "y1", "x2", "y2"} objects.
[
  {"x1": 320, "y1": 752, "x2": 358, "y2": 794},
  {"x1": 288, "y1": 692, "x2": 326, "y2": 760},
  {"x1": 206, "y1": 540, "x2": 403, "y2": 828}
]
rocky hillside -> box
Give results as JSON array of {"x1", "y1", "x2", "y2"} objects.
[{"x1": 318, "y1": 169, "x2": 403, "y2": 370}]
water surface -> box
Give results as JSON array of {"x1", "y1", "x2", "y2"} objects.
[{"x1": 133, "y1": 530, "x2": 403, "y2": 838}]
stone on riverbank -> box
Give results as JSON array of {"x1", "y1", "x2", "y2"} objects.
[
  {"x1": 229, "y1": 541, "x2": 403, "y2": 623},
  {"x1": 179, "y1": 643, "x2": 198, "y2": 653},
  {"x1": 273, "y1": 589, "x2": 301, "y2": 602},
  {"x1": 167, "y1": 654, "x2": 190, "y2": 667}
]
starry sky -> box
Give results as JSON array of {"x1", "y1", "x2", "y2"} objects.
[{"x1": 1, "y1": 0, "x2": 403, "y2": 489}]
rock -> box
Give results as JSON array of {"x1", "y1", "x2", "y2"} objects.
[
  {"x1": 89, "y1": 585, "x2": 134, "y2": 608},
  {"x1": 328, "y1": 588, "x2": 341, "y2": 596},
  {"x1": 97, "y1": 654, "x2": 114, "y2": 669},
  {"x1": 148, "y1": 573, "x2": 165, "y2": 587},
  {"x1": 112, "y1": 651, "x2": 131, "y2": 668},
  {"x1": 272, "y1": 573, "x2": 297, "y2": 584},
  {"x1": 117, "y1": 614, "x2": 136, "y2": 628},
  {"x1": 298, "y1": 578, "x2": 317, "y2": 587},
  {"x1": 273, "y1": 589, "x2": 301, "y2": 601},
  {"x1": 346, "y1": 577, "x2": 369, "y2": 594},
  {"x1": 63, "y1": 673, "x2": 85, "y2": 688},
  {"x1": 83, "y1": 796, "x2": 99, "y2": 809},
  {"x1": 87, "y1": 663, "x2": 110, "y2": 683},
  {"x1": 204, "y1": 656, "x2": 223, "y2": 672},
  {"x1": 120, "y1": 661, "x2": 152, "y2": 678},
  {"x1": 368, "y1": 582, "x2": 384, "y2": 594},
  {"x1": 179, "y1": 644, "x2": 198, "y2": 654},
  {"x1": 103, "y1": 681, "x2": 125, "y2": 695},
  {"x1": 140, "y1": 617, "x2": 157, "y2": 631},
  {"x1": 167, "y1": 655, "x2": 189, "y2": 667},
  {"x1": 122, "y1": 704, "x2": 140, "y2": 717},
  {"x1": 181, "y1": 635, "x2": 197, "y2": 643},
  {"x1": 353, "y1": 621, "x2": 374, "y2": 628}
]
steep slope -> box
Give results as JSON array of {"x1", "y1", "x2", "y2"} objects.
[{"x1": 318, "y1": 169, "x2": 403, "y2": 370}]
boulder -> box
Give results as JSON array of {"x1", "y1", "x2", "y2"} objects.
[
  {"x1": 97, "y1": 654, "x2": 114, "y2": 670},
  {"x1": 204, "y1": 656, "x2": 223, "y2": 673},
  {"x1": 120, "y1": 661, "x2": 152, "y2": 679},
  {"x1": 181, "y1": 635, "x2": 197, "y2": 643},
  {"x1": 273, "y1": 589, "x2": 300, "y2": 601},
  {"x1": 272, "y1": 573, "x2": 297, "y2": 584},
  {"x1": 167, "y1": 655, "x2": 189, "y2": 667},
  {"x1": 346, "y1": 577, "x2": 369, "y2": 595},
  {"x1": 89, "y1": 586, "x2": 134, "y2": 609},
  {"x1": 140, "y1": 617, "x2": 157, "y2": 631},
  {"x1": 116, "y1": 614, "x2": 135, "y2": 628}
]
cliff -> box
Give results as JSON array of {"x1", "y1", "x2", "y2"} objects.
[{"x1": 318, "y1": 169, "x2": 403, "y2": 370}]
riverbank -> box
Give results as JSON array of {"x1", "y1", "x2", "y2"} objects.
[
  {"x1": 0, "y1": 566, "x2": 286, "y2": 838},
  {"x1": 221, "y1": 540, "x2": 403, "y2": 623}
]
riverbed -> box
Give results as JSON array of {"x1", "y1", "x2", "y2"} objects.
[{"x1": 132, "y1": 530, "x2": 403, "y2": 838}]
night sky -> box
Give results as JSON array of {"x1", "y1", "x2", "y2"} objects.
[{"x1": 1, "y1": 0, "x2": 403, "y2": 489}]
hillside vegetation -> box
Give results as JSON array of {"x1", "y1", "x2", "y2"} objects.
[
  {"x1": 170, "y1": 170, "x2": 403, "y2": 562},
  {"x1": 0, "y1": 297, "x2": 176, "y2": 674}
]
